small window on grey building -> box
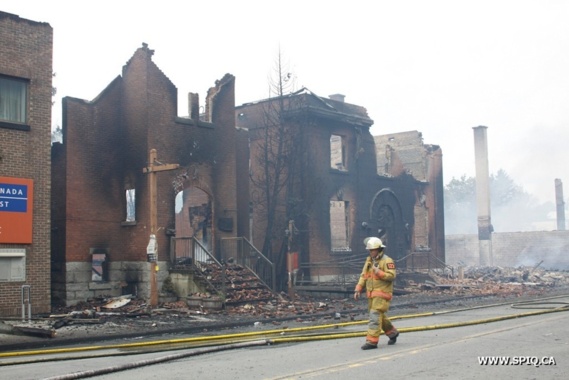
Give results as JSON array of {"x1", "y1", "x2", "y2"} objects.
[
  {"x1": 0, "y1": 248, "x2": 26, "y2": 282},
  {"x1": 330, "y1": 201, "x2": 350, "y2": 251},
  {"x1": 126, "y1": 188, "x2": 135, "y2": 222},
  {"x1": 0, "y1": 76, "x2": 28, "y2": 124},
  {"x1": 330, "y1": 134, "x2": 346, "y2": 171}
]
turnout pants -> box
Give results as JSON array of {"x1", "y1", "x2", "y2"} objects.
[{"x1": 366, "y1": 298, "x2": 398, "y2": 344}]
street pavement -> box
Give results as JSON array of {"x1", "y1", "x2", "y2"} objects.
[{"x1": 2, "y1": 294, "x2": 568, "y2": 379}]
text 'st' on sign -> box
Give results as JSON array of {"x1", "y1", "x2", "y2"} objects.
[{"x1": 0, "y1": 177, "x2": 34, "y2": 244}]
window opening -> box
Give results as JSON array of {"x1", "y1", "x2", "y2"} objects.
[
  {"x1": 330, "y1": 134, "x2": 346, "y2": 171},
  {"x1": 175, "y1": 187, "x2": 213, "y2": 259},
  {"x1": 90, "y1": 248, "x2": 109, "y2": 282},
  {"x1": 0, "y1": 76, "x2": 27, "y2": 124},
  {"x1": 330, "y1": 201, "x2": 350, "y2": 251},
  {"x1": 125, "y1": 189, "x2": 135, "y2": 222}
]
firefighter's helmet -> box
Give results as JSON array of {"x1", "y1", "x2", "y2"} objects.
[{"x1": 364, "y1": 237, "x2": 385, "y2": 250}]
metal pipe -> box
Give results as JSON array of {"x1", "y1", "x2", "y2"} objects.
[{"x1": 21, "y1": 285, "x2": 31, "y2": 323}]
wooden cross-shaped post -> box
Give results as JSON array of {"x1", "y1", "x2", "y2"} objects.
[{"x1": 143, "y1": 149, "x2": 179, "y2": 306}]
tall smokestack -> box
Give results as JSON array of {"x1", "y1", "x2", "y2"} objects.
[
  {"x1": 555, "y1": 178, "x2": 566, "y2": 230},
  {"x1": 473, "y1": 126, "x2": 493, "y2": 266}
]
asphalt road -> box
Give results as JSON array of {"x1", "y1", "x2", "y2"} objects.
[{"x1": 2, "y1": 295, "x2": 568, "y2": 379}]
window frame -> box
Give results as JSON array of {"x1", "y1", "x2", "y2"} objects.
[
  {"x1": 125, "y1": 188, "x2": 136, "y2": 222},
  {"x1": 0, "y1": 75, "x2": 30, "y2": 131},
  {"x1": 330, "y1": 200, "x2": 351, "y2": 253},
  {"x1": 0, "y1": 248, "x2": 26, "y2": 282},
  {"x1": 330, "y1": 134, "x2": 347, "y2": 171}
]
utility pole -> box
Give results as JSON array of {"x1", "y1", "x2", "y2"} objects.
[
  {"x1": 143, "y1": 149, "x2": 179, "y2": 306},
  {"x1": 287, "y1": 219, "x2": 297, "y2": 300}
]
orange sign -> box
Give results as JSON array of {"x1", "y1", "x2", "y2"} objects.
[
  {"x1": 287, "y1": 252, "x2": 299, "y2": 272},
  {"x1": 0, "y1": 177, "x2": 33, "y2": 244}
]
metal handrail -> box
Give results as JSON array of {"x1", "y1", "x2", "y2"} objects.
[
  {"x1": 295, "y1": 251, "x2": 452, "y2": 288},
  {"x1": 295, "y1": 253, "x2": 366, "y2": 288},
  {"x1": 220, "y1": 237, "x2": 276, "y2": 291},
  {"x1": 397, "y1": 251, "x2": 452, "y2": 273},
  {"x1": 171, "y1": 236, "x2": 221, "y2": 267},
  {"x1": 171, "y1": 236, "x2": 224, "y2": 297}
]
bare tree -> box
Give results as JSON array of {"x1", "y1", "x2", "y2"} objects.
[
  {"x1": 250, "y1": 51, "x2": 295, "y2": 260},
  {"x1": 248, "y1": 51, "x2": 325, "y2": 290},
  {"x1": 51, "y1": 125, "x2": 62, "y2": 144}
]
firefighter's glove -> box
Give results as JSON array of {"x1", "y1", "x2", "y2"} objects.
[
  {"x1": 354, "y1": 291, "x2": 360, "y2": 301},
  {"x1": 374, "y1": 266, "x2": 385, "y2": 278}
]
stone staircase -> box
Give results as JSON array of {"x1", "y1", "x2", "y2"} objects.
[{"x1": 186, "y1": 262, "x2": 275, "y2": 307}]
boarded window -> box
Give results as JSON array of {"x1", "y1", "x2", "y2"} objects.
[
  {"x1": 330, "y1": 201, "x2": 350, "y2": 251},
  {"x1": 0, "y1": 248, "x2": 26, "y2": 282},
  {"x1": 90, "y1": 248, "x2": 109, "y2": 282}
]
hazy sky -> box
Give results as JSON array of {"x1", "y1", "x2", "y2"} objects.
[{"x1": 4, "y1": 0, "x2": 568, "y2": 203}]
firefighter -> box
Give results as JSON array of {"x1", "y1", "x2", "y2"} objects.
[{"x1": 354, "y1": 237, "x2": 399, "y2": 349}]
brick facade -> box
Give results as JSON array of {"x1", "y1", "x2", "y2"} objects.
[
  {"x1": 49, "y1": 46, "x2": 445, "y2": 304},
  {"x1": 236, "y1": 91, "x2": 445, "y2": 285},
  {"x1": 0, "y1": 12, "x2": 53, "y2": 316},
  {"x1": 52, "y1": 44, "x2": 237, "y2": 305},
  {"x1": 375, "y1": 131, "x2": 446, "y2": 268}
]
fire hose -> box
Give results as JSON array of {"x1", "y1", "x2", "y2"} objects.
[{"x1": 1, "y1": 295, "x2": 568, "y2": 380}]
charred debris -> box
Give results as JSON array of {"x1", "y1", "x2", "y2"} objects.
[{"x1": 1, "y1": 265, "x2": 568, "y2": 339}]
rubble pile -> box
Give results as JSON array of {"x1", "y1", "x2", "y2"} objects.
[
  {"x1": 3, "y1": 266, "x2": 568, "y2": 342},
  {"x1": 187, "y1": 263, "x2": 275, "y2": 305},
  {"x1": 409, "y1": 266, "x2": 569, "y2": 298},
  {"x1": 224, "y1": 296, "x2": 357, "y2": 321},
  {"x1": 41, "y1": 267, "x2": 569, "y2": 324}
]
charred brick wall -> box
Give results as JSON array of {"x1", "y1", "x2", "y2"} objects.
[
  {"x1": 50, "y1": 141, "x2": 67, "y2": 304},
  {"x1": 375, "y1": 131, "x2": 445, "y2": 266},
  {"x1": 304, "y1": 117, "x2": 378, "y2": 269},
  {"x1": 237, "y1": 93, "x2": 380, "y2": 283},
  {"x1": 56, "y1": 44, "x2": 237, "y2": 304},
  {"x1": 0, "y1": 12, "x2": 53, "y2": 316},
  {"x1": 235, "y1": 127, "x2": 251, "y2": 239}
]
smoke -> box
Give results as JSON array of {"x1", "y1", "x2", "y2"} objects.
[
  {"x1": 501, "y1": 123, "x2": 569, "y2": 204},
  {"x1": 514, "y1": 234, "x2": 569, "y2": 270}
]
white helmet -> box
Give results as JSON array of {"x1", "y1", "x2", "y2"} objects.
[{"x1": 364, "y1": 237, "x2": 385, "y2": 250}]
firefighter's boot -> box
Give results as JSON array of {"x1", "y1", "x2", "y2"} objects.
[
  {"x1": 387, "y1": 332, "x2": 399, "y2": 345},
  {"x1": 361, "y1": 342, "x2": 378, "y2": 350}
]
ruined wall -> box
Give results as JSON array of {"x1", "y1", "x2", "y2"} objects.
[
  {"x1": 50, "y1": 142, "x2": 66, "y2": 303},
  {"x1": 235, "y1": 127, "x2": 251, "y2": 239},
  {"x1": 446, "y1": 231, "x2": 569, "y2": 270},
  {"x1": 235, "y1": 96, "x2": 445, "y2": 287},
  {"x1": 56, "y1": 44, "x2": 237, "y2": 305},
  {"x1": 0, "y1": 12, "x2": 52, "y2": 316},
  {"x1": 374, "y1": 131, "x2": 445, "y2": 266},
  {"x1": 305, "y1": 114, "x2": 377, "y2": 267},
  {"x1": 237, "y1": 93, "x2": 380, "y2": 284}
]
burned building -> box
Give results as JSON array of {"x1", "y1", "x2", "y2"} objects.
[
  {"x1": 375, "y1": 131, "x2": 445, "y2": 269},
  {"x1": 50, "y1": 42, "x2": 445, "y2": 306},
  {"x1": 0, "y1": 12, "x2": 53, "y2": 316},
  {"x1": 236, "y1": 91, "x2": 445, "y2": 287},
  {"x1": 51, "y1": 44, "x2": 239, "y2": 306}
]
